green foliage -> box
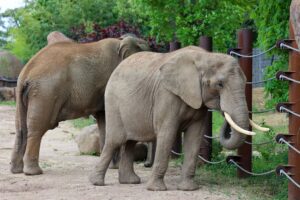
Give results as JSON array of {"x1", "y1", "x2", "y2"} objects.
[
  {"x1": 0, "y1": 101, "x2": 16, "y2": 106},
  {"x1": 251, "y1": 0, "x2": 291, "y2": 108},
  {"x1": 71, "y1": 117, "x2": 95, "y2": 129},
  {"x1": 129, "y1": 0, "x2": 256, "y2": 51},
  {"x1": 4, "y1": 0, "x2": 118, "y2": 62}
]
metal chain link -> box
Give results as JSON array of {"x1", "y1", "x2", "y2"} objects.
[
  {"x1": 249, "y1": 109, "x2": 276, "y2": 114},
  {"x1": 246, "y1": 77, "x2": 276, "y2": 85},
  {"x1": 278, "y1": 138, "x2": 300, "y2": 155},
  {"x1": 279, "y1": 106, "x2": 300, "y2": 118},
  {"x1": 229, "y1": 45, "x2": 276, "y2": 58},
  {"x1": 204, "y1": 135, "x2": 220, "y2": 139},
  {"x1": 279, "y1": 43, "x2": 300, "y2": 53},
  {"x1": 244, "y1": 140, "x2": 273, "y2": 145},
  {"x1": 170, "y1": 150, "x2": 225, "y2": 164},
  {"x1": 229, "y1": 160, "x2": 275, "y2": 176},
  {"x1": 279, "y1": 169, "x2": 300, "y2": 189},
  {"x1": 198, "y1": 155, "x2": 226, "y2": 164},
  {"x1": 279, "y1": 74, "x2": 300, "y2": 84}
]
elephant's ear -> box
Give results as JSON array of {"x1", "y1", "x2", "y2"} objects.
[
  {"x1": 160, "y1": 61, "x2": 202, "y2": 109},
  {"x1": 118, "y1": 39, "x2": 129, "y2": 60}
]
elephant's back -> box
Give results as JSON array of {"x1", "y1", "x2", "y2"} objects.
[{"x1": 106, "y1": 51, "x2": 164, "y2": 96}]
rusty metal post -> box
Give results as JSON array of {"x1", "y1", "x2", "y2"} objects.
[
  {"x1": 199, "y1": 36, "x2": 213, "y2": 163},
  {"x1": 287, "y1": 20, "x2": 300, "y2": 200},
  {"x1": 237, "y1": 29, "x2": 253, "y2": 178},
  {"x1": 170, "y1": 41, "x2": 182, "y2": 158}
]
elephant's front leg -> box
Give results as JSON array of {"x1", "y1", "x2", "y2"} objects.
[
  {"x1": 147, "y1": 126, "x2": 178, "y2": 191},
  {"x1": 178, "y1": 119, "x2": 205, "y2": 191}
]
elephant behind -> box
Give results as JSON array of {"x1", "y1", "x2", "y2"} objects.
[{"x1": 10, "y1": 35, "x2": 149, "y2": 175}]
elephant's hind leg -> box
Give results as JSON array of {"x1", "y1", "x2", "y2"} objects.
[
  {"x1": 23, "y1": 97, "x2": 57, "y2": 175},
  {"x1": 119, "y1": 140, "x2": 140, "y2": 184},
  {"x1": 10, "y1": 129, "x2": 26, "y2": 173},
  {"x1": 89, "y1": 139, "x2": 123, "y2": 186}
]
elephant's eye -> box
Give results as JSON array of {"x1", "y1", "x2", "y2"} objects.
[{"x1": 217, "y1": 82, "x2": 223, "y2": 89}]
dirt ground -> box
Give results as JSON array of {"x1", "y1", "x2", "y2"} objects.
[{"x1": 0, "y1": 105, "x2": 246, "y2": 200}]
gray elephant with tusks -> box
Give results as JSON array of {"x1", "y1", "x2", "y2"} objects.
[
  {"x1": 10, "y1": 34, "x2": 150, "y2": 175},
  {"x1": 89, "y1": 46, "x2": 269, "y2": 191}
]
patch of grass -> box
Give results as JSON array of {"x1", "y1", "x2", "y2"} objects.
[
  {"x1": 0, "y1": 100, "x2": 16, "y2": 106},
  {"x1": 175, "y1": 112, "x2": 288, "y2": 199},
  {"x1": 71, "y1": 116, "x2": 96, "y2": 129},
  {"x1": 80, "y1": 151, "x2": 99, "y2": 156}
]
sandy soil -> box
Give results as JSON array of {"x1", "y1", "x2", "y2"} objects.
[{"x1": 0, "y1": 105, "x2": 243, "y2": 200}]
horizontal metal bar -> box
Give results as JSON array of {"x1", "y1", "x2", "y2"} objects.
[
  {"x1": 279, "y1": 106, "x2": 300, "y2": 118},
  {"x1": 229, "y1": 45, "x2": 276, "y2": 58},
  {"x1": 278, "y1": 137, "x2": 300, "y2": 155},
  {"x1": 279, "y1": 169, "x2": 300, "y2": 189},
  {"x1": 229, "y1": 159, "x2": 275, "y2": 176},
  {"x1": 246, "y1": 77, "x2": 276, "y2": 85},
  {"x1": 278, "y1": 74, "x2": 300, "y2": 84},
  {"x1": 279, "y1": 42, "x2": 300, "y2": 53}
]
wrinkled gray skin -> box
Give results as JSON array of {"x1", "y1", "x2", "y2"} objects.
[
  {"x1": 89, "y1": 46, "x2": 249, "y2": 191},
  {"x1": 10, "y1": 35, "x2": 149, "y2": 175}
]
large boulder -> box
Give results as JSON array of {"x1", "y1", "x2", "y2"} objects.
[
  {"x1": 75, "y1": 124, "x2": 148, "y2": 161},
  {"x1": 75, "y1": 124, "x2": 100, "y2": 155},
  {"x1": 0, "y1": 50, "x2": 23, "y2": 78}
]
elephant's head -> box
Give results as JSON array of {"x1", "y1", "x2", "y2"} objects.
[
  {"x1": 118, "y1": 35, "x2": 150, "y2": 60},
  {"x1": 160, "y1": 46, "x2": 263, "y2": 150}
]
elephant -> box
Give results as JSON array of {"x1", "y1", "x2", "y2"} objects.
[
  {"x1": 89, "y1": 45, "x2": 268, "y2": 191},
  {"x1": 47, "y1": 31, "x2": 73, "y2": 45},
  {"x1": 10, "y1": 34, "x2": 150, "y2": 175}
]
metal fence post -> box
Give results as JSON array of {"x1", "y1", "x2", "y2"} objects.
[
  {"x1": 199, "y1": 36, "x2": 213, "y2": 163},
  {"x1": 287, "y1": 20, "x2": 300, "y2": 200},
  {"x1": 237, "y1": 29, "x2": 253, "y2": 178},
  {"x1": 169, "y1": 41, "x2": 182, "y2": 158}
]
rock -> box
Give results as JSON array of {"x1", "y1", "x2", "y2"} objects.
[
  {"x1": 75, "y1": 124, "x2": 100, "y2": 155},
  {"x1": 0, "y1": 87, "x2": 15, "y2": 101}
]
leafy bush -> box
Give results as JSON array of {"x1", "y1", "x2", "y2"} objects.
[
  {"x1": 251, "y1": 0, "x2": 291, "y2": 108},
  {"x1": 70, "y1": 21, "x2": 168, "y2": 52}
]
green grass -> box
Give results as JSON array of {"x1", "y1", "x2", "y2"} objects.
[
  {"x1": 187, "y1": 112, "x2": 289, "y2": 200},
  {"x1": 71, "y1": 116, "x2": 96, "y2": 129},
  {"x1": 0, "y1": 100, "x2": 16, "y2": 106}
]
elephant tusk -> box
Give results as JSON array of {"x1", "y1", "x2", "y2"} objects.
[
  {"x1": 224, "y1": 112, "x2": 256, "y2": 136},
  {"x1": 249, "y1": 119, "x2": 270, "y2": 132}
]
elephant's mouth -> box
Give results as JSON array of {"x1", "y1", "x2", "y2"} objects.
[{"x1": 220, "y1": 112, "x2": 269, "y2": 136}]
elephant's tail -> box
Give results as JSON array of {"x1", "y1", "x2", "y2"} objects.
[{"x1": 15, "y1": 81, "x2": 30, "y2": 153}]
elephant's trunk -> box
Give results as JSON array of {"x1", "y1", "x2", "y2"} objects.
[{"x1": 219, "y1": 90, "x2": 249, "y2": 150}]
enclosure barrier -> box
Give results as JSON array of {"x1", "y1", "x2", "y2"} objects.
[
  {"x1": 0, "y1": 77, "x2": 17, "y2": 87},
  {"x1": 273, "y1": 20, "x2": 300, "y2": 199},
  {"x1": 167, "y1": 15, "x2": 300, "y2": 200}
]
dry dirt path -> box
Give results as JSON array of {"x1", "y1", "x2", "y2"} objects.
[{"x1": 0, "y1": 105, "x2": 244, "y2": 200}]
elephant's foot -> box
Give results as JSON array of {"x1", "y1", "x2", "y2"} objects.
[
  {"x1": 89, "y1": 171, "x2": 105, "y2": 186},
  {"x1": 10, "y1": 158, "x2": 24, "y2": 174},
  {"x1": 24, "y1": 164, "x2": 43, "y2": 175},
  {"x1": 147, "y1": 178, "x2": 167, "y2": 191},
  {"x1": 10, "y1": 162, "x2": 23, "y2": 174},
  {"x1": 119, "y1": 171, "x2": 141, "y2": 184},
  {"x1": 177, "y1": 179, "x2": 199, "y2": 191}
]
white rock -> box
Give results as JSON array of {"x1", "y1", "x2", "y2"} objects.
[{"x1": 75, "y1": 124, "x2": 100, "y2": 155}]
